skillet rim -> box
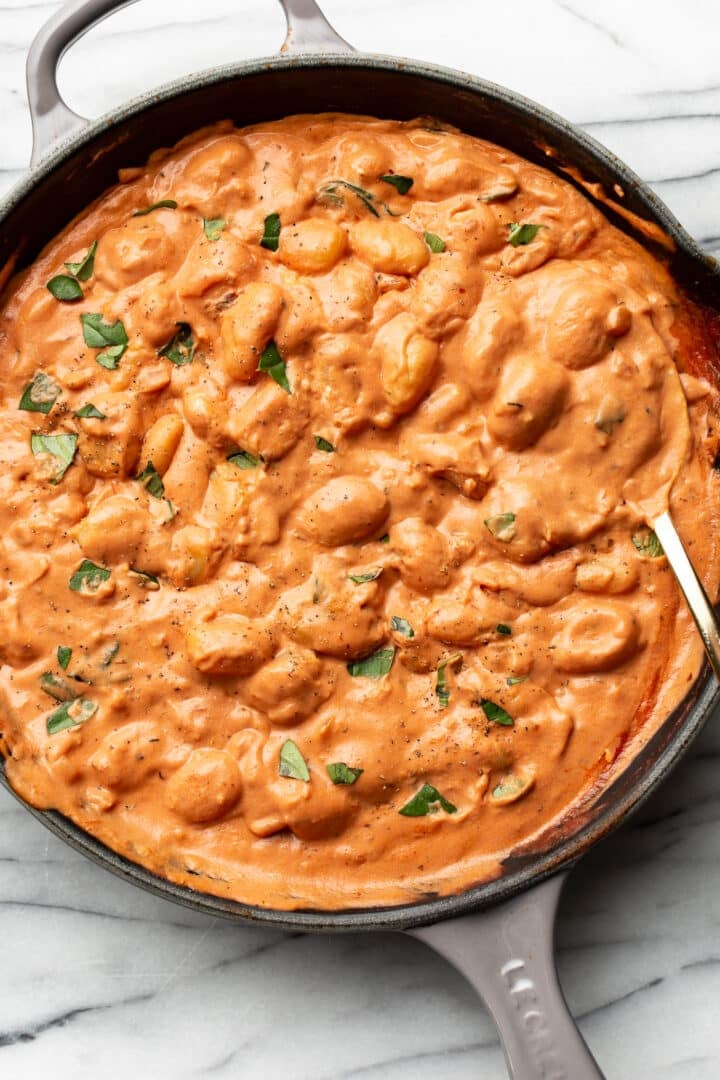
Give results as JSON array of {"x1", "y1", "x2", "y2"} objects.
[{"x1": 1, "y1": 48, "x2": 719, "y2": 932}]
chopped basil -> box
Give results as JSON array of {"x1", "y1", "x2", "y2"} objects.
[
  {"x1": 158, "y1": 322, "x2": 195, "y2": 366},
  {"x1": 132, "y1": 200, "x2": 177, "y2": 217},
  {"x1": 40, "y1": 671, "x2": 78, "y2": 703},
  {"x1": 101, "y1": 641, "x2": 120, "y2": 668},
  {"x1": 478, "y1": 698, "x2": 514, "y2": 726},
  {"x1": 227, "y1": 449, "x2": 262, "y2": 469},
  {"x1": 46, "y1": 697, "x2": 97, "y2": 735},
  {"x1": 279, "y1": 738, "x2": 310, "y2": 782},
  {"x1": 81, "y1": 313, "x2": 128, "y2": 368},
  {"x1": 317, "y1": 180, "x2": 395, "y2": 218},
  {"x1": 595, "y1": 402, "x2": 626, "y2": 436},
  {"x1": 47, "y1": 275, "x2": 83, "y2": 302},
  {"x1": 492, "y1": 775, "x2": 527, "y2": 800},
  {"x1": 260, "y1": 212, "x2": 281, "y2": 251},
  {"x1": 506, "y1": 675, "x2": 528, "y2": 686},
  {"x1": 391, "y1": 615, "x2": 415, "y2": 638},
  {"x1": 130, "y1": 568, "x2": 160, "y2": 587},
  {"x1": 30, "y1": 433, "x2": 78, "y2": 483},
  {"x1": 64, "y1": 241, "x2": 97, "y2": 282},
  {"x1": 314, "y1": 435, "x2": 335, "y2": 453},
  {"x1": 57, "y1": 645, "x2": 72, "y2": 670},
  {"x1": 399, "y1": 783, "x2": 457, "y2": 817},
  {"x1": 496, "y1": 624, "x2": 512, "y2": 636},
  {"x1": 163, "y1": 499, "x2": 176, "y2": 523},
  {"x1": 19, "y1": 372, "x2": 61, "y2": 414},
  {"x1": 378, "y1": 534, "x2": 390, "y2": 543},
  {"x1": 349, "y1": 567, "x2": 383, "y2": 584},
  {"x1": 74, "y1": 403, "x2": 106, "y2": 419},
  {"x1": 258, "y1": 340, "x2": 290, "y2": 393},
  {"x1": 203, "y1": 217, "x2": 227, "y2": 241},
  {"x1": 69, "y1": 559, "x2": 111, "y2": 592},
  {"x1": 380, "y1": 174, "x2": 413, "y2": 195},
  {"x1": 347, "y1": 646, "x2": 396, "y2": 679},
  {"x1": 137, "y1": 461, "x2": 164, "y2": 499},
  {"x1": 507, "y1": 222, "x2": 542, "y2": 247},
  {"x1": 436, "y1": 653, "x2": 462, "y2": 708},
  {"x1": 632, "y1": 530, "x2": 664, "y2": 558},
  {"x1": 327, "y1": 762, "x2": 363, "y2": 785},
  {"x1": 485, "y1": 512, "x2": 516, "y2": 542},
  {"x1": 424, "y1": 232, "x2": 446, "y2": 253}
]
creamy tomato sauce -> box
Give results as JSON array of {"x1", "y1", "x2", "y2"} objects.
[{"x1": 0, "y1": 114, "x2": 719, "y2": 910}]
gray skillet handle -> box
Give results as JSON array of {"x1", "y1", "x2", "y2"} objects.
[
  {"x1": 409, "y1": 872, "x2": 605, "y2": 1080},
  {"x1": 26, "y1": 0, "x2": 353, "y2": 166}
]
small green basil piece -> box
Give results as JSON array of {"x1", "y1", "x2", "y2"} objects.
[
  {"x1": 96, "y1": 345, "x2": 124, "y2": 370},
  {"x1": 74, "y1": 403, "x2": 106, "y2": 419},
  {"x1": 435, "y1": 654, "x2": 462, "y2": 708},
  {"x1": 203, "y1": 218, "x2": 227, "y2": 241},
  {"x1": 132, "y1": 200, "x2": 177, "y2": 217},
  {"x1": 479, "y1": 698, "x2": 514, "y2": 726},
  {"x1": 30, "y1": 433, "x2": 78, "y2": 484},
  {"x1": 492, "y1": 775, "x2": 527, "y2": 800},
  {"x1": 391, "y1": 615, "x2": 415, "y2": 638},
  {"x1": 496, "y1": 624, "x2": 512, "y2": 636},
  {"x1": 632, "y1": 530, "x2": 664, "y2": 558},
  {"x1": 484, "y1": 512, "x2": 516, "y2": 542},
  {"x1": 347, "y1": 646, "x2": 396, "y2": 679},
  {"x1": 378, "y1": 534, "x2": 390, "y2": 543},
  {"x1": 19, "y1": 372, "x2": 61, "y2": 414},
  {"x1": 380, "y1": 174, "x2": 413, "y2": 195},
  {"x1": 163, "y1": 499, "x2": 176, "y2": 524},
  {"x1": 507, "y1": 222, "x2": 542, "y2": 247},
  {"x1": 130, "y1": 568, "x2": 160, "y2": 587},
  {"x1": 260, "y1": 212, "x2": 281, "y2": 251},
  {"x1": 506, "y1": 675, "x2": 528, "y2": 686},
  {"x1": 279, "y1": 738, "x2": 310, "y2": 782},
  {"x1": 424, "y1": 232, "x2": 446, "y2": 253},
  {"x1": 399, "y1": 783, "x2": 457, "y2": 817},
  {"x1": 158, "y1": 322, "x2": 195, "y2": 366},
  {"x1": 47, "y1": 275, "x2": 83, "y2": 302},
  {"x1": 40, "y1": 671, "x2": 79, "y2": 703},
  {"x1": 258, "y1": 340, "x2": 290, "y2": 393},
  {"x1": 349, "y1": 567, "x2": 383, "y2": 584},
  {"x1": 317, "y1": 180, "x2": 390, "y2": 218},
  {"x1": 227, "y1": 449, "x2": 262, "y2": 469},
  {"x1": 327, "y1": 762, "x2": 363, "y2": 785},
  {"x1": 81, "y1": 313, "x2": 129, "y2": 368},
  {"x1": 137, "y1": 461, "x2": 164, "y2": 499},
  {"x1": 57, "y1": 645, "x2": 72, "y2": 670},
  {"x1": 69, "y1": 559, "x2": 111, "y2": 593},
  {"x1": 47, "y1": 698, "x2": 97, "y2": 735},
  {"x1": 594, "y1": 407, "x2": 626, "y2": 436},
  {"x1": 101, "y1": 642, "x2": 120, "y2": 668},
  {"x1": 314, "y1": 435, "x2": 335, "y2": 453},
  {"x1": 64, "y1": 241, "x2": 97, "y2": 282}
]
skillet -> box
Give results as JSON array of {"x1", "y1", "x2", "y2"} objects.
[{"x1": 1, "y1": 1, "x2": 719, "y2": 1075}]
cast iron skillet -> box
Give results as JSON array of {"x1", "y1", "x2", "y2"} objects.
[{"x1": 2, "y1": 2, "x2": 719, "y2": 1076}]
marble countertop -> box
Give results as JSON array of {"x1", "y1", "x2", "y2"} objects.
[{"x1": 1, "y1": 1, "x2": 719, "y2": 1077}]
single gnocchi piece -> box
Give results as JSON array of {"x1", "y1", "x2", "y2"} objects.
[
  {"x1": 575, "y1": 555, "x2": 639, "y2": 595},
  {"x1": 76, "y1": 392, "x2": 142, "y2": 478},
  {"x1": 350, "y1": 220, "x2": 429, "y2": 276},
  {"x1": 186, "y1": 611, "x2": 275, "y2": 677},
  {"x1": 279, "y1": 218, "x2": 347, "y2": 274},
  {"x1": 280, "y1": 569, "x2": 385, "y2": 660},
  {"x1": 226, "y1": 379, "x2": 307, "y2": 461},
  {"x1": 245, "y1": 645, "x2": 332, "y2": 724},
  {"x1": 375, "y1": 313, "x2": 438, "y2": 414},
  {"x1": 75, "y1": 493, "x2": 149, "y2": 565},
  {"x1": 220, "y1": 282, "x2": 283, "y2": 382},
  {"x1": 139, "y1": 412, "x2": 184, "y2": 476},
  {"x1": 165, "y1": 748, "x2": 243, "y2": 823},
  {"x1": 487, "y1": 355, "x2": 569, "y2": 451},
  {"x1": 297, "y1": 476, "x2": 389, "y2": 547},
  {"x1": 546, "y1": 274, "x2": 631, "y2": 369},
  {"x1": 199, "y1": 461, "x2": 249, "y2": 533},
  {"x1": 551, "y1": 598, "x2": 641, "y2": 673},
  {"x1": 168, "y1": 524, "x2": 218, "y2": 587},
  {"x1": 391, "y1": 517, "x2": 451, "y2": 592}
]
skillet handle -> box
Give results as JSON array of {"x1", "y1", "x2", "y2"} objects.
[
  {"x1": 26, "y1": 0, "x2": 353, "y2": 167},
  {"x1": 408, "y1": 872, "x2": 605, "y2": 1080}
]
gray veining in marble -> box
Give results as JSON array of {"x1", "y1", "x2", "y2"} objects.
[{"x1": 1, "y1": 1, "x2": 719, "y2": 1077}]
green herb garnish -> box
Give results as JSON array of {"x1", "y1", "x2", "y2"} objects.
[
  {"x1": 327, "y1": 762, "x2": 363, "y2": 785},
  {"x1": 347, "y1": 646, "x2": 396, "y2": 679},
  {"x1": 158, "y1": 322, "x2": 195, "y2": 366},
  {"x1": 203, "y1": 218, "x2": 227, "y2": 241},
  {"x1": 632, "y1": 530, "x2": 664, "y2": 558},
  {"x1": 380, "y1": 174, "x2": 413, "y2": 195},
  {"x1": 47, "y1": 275, "x2": 83, "y2": 302},
  {"x1": 424, "y1": 232, "x2": 446, "y2": 253},
  {"x1": 46, "y1": 698, "x2": 97, "y2": 735},
  {"x1": 435, "y1": 654, "x2": 462, "y2": 709},
  {"x1": 399, "y1": 783, "x2": 457, "y2": 817},
  {"x1": 492, "y1": 775, "x2": 527, "y2": 800},
  {"x1": 132, "y1": 200, "x2": 177, "y2": 217},
  {"x1": 507, "y1": 222, "x2": 542, "y2": 247},
  {"x1": 484, "y1": 512, "x2": 516, "y2": 542},
  {"x1": 30, "y1": 433, "x2": 78, "y2": 483},
  {"x1": 101, "y1": 642, "x2": 120, "y2": 668},
  {"x1": 57, "y1": 646, "x2": 72, "y2": 670},
  {"x1": 496, "y1": 624, "x2": 512, "y2": 636},
  {"x1": 81, "y1": 313, "x2": 129, "y2": 368},
  {"x1": 478, "y1": 698, "x2": 514, "y2": 726},
  {"x1": 74, "y1": 403, "x2": 106, "y2": 419},
  {"x1": 314, "y1": 435, "x2": 335, "y2": 453},
  {"x1": 349, "y1": 568, "x2": 383, "y2": 584},
  {"x1": 137, "y1": 461, "x2": 164, "y2": 499},
  {"x1": 279, "y1": 738, "x2": 310, "y2": 782},
  {"x1": 64, "y1": 241, "x2": 97, "y2": 282},
  {"x1": 130, "y1": 568, "x2": 160, "y2": 587},
  {"x1": 258, "y1": 340, "x2": 290, "y2": 393},
  {"x1": 506, "y1": 675, "x2": 528, "y2": 686},
  {"x1": 227, "y1": 449, "x2": 262, "y2": 469},
  {"x1": 68, "y1": 560, "x2": 111, "y2": 593},
  {"x1": 19, "y1": 372, "x2": 61, "y2": 414},
  {"x1": 317, "y1": 180, "x2": 396, "y2": 218},
  {"x1": 260, "y1": 212, "x2": 281, "y2": 251},
  {"x1": 40, "y1": 671, "x2": 78, "y2": 703},
  {"x1": 391, "y1": 615, "x2": 415, "y2": 638}
]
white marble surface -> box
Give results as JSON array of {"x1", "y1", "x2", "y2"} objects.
[{"x1": 1, "y1": 1, "x2": 720, "y2": 1077}]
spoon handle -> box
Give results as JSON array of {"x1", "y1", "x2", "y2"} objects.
[{"x1": 653, "y1": 510, "x2": 720, "y2": 681}]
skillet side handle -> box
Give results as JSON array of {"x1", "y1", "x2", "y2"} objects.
[
  {"x1": 408, "y1": 872, "x2": 605, "y2": 1080},
  {"x1": 27, "y1": 0, "x2": 141, "y2": 165},
  {"x1": 277, "y1": 0, "x2": 354, "y2": 53}
]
